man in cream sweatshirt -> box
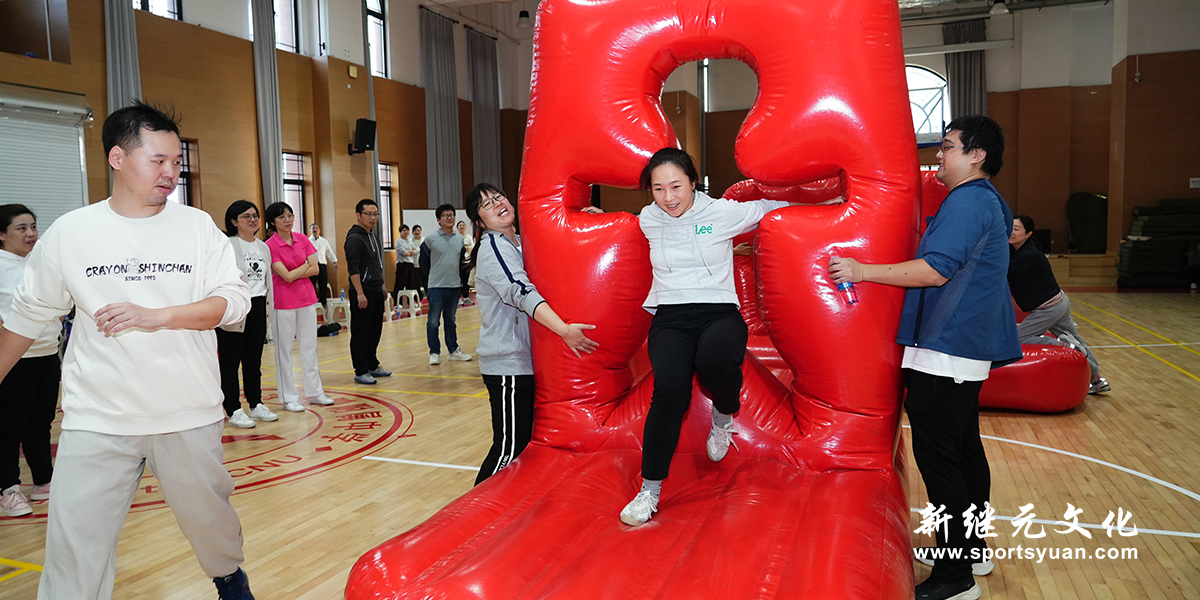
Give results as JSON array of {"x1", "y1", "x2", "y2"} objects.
[{"x1": 0, "y1": 102, "x2": 256, "y2": 600}]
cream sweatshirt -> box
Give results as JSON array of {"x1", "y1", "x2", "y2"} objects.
[
  {"x1": 0, "y1": 250, "x2": 61, "y2": 357},
  {"x1": 4, "y1": 200, "x2": 251, "y2": 435}
]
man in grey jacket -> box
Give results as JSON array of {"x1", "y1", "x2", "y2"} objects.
[
  {"x1": 344, "y1": 199, "x2": 391, "y2": 384},
  {"x1": 421, "y1": 204, "x2": 472, "y2": 365}
]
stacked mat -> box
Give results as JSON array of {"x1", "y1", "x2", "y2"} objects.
[{"x1": 1118, "y1": 198, "x2": 1200, "y2": 288}]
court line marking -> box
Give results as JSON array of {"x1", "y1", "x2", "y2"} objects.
[
  {"x1": 263, "y1": 325, "x2": 482, "y2": 370},
  {"x1": 322, "y1": 385, "x2": 482, "y2": 399},
  {"x1": 362, "y1": 456, "x2": 477, "y2": 471},
  {"x1": 906, "y1": 508, "x2": 1199, "y2": 539},
  {"x1": 1074, "y1": 299, "x2": 1200, "y2": 358},
  {"x1": 1090, "y1": 342, "x2": 1200, "y2": 349},
  {"x1": 1070, "y1": 313, "x2": 1200, "y2": 383},
  {"x1": 0, "y1": 557, "x2": 42, "y2": 583}
]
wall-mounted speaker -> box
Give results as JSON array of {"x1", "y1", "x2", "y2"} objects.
[{"x1": 349, "y1": 118, "x2": 376, "y2": 155}]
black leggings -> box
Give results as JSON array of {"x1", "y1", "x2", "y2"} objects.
[
  {"x1": 904, "y1": 368, "x2": 990, "y2": 582},
  {"x1": 0, "y1": 354, "x2": 60, "y2": 489},
  {"x1": 217, "y1": 295, "x2": 268, "y2": 415},
  {"x1": 475, "y1": 374, "x2": 535, "y2": 485},
  {"x1": 642, "y1": 303, "x2": 748, "y2": 481}
]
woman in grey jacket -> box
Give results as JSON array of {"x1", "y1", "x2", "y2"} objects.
[{"x1": 464, "y1": 183, "x2": 599, "y2": 485}]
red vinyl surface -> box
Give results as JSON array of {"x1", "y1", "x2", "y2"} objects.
[{"x1": 346, "y1": 0, "x2": 920, "y2": 597}]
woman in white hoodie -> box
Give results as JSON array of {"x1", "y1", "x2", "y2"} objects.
[
  {"x1": 0, "y1": 205, "x2": 63, "y2": 517},
  {"x1": 619, "y1": 148, "x2": 789, "y2": 527}
]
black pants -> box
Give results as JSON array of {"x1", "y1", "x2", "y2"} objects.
[
  {"x1": 460, "y1": 263, "x2": 472, "y2": 300},
  {"x1": 349, "y1": 287, "x2": 385, "y2": 375},
  {"x1": 392, "y1": 262, "x2": 419, "y2": 298},
  {"x1": 0, "y1": 354, "x2": 61, "y2": 489},
  {"x1": 1188, "y1": 264, "x2": 1200, "y2": 286},
  {"x1": 311, "y1": 263, "x2": 330, "y2": 304},
  {"x1": 642, "y1": 303, "x2": 747, "y2": 481},
  {"x1": 217, "y1": 295, "x2": 268, "y2": 416},
  {"x1": 475, "y1": 374, "x2": 535, "y2": 485},
  {"x1": 904, "y1": 368, "x2": 990, "y2": 583}
]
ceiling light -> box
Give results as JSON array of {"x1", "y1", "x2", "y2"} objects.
[
  {"x1": 989, "y1": 2, "x2": 1010, "y2": 15},
  {"x1": 516, "y1": 10, "x2": 533, "y2": 28}
]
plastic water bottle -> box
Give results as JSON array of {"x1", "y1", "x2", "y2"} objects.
[
  {"x1": 340, "y1": 288, "x2": 346, "y2": 300},
  {"x1": 837, "y1": 281, "x2": 859, "y2": 306}
]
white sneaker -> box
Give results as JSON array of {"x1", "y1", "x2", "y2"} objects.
[
  {"x1": 448, "y1": 350, "x2": 473, "y2": 362},
  {"x1": 619, "y1": 490, "x2": 659, "y2": 526},
  {"x1": 1, "y1": 485, "x2": 32, "y2": 517},
  {"x1": 228, "y1": 409, "x2": 256, "y2": 429},
  {"x1": 308, "y1": 394, "x2": 335, "y2": 406},
  {"x1": 429, "y1": 353, "x2": 441, "y2": 365},
  {"x1": 248, "y1": 404, "x2": 278, "y2": 422},
  {"x1": 282, "y1": 400, "x2": 305, "y2": 413},
  {"x1": 706, "y1": 420, "x2": 736, "y2": 462}
]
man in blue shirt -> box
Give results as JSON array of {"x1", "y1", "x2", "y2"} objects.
[{"x1": 830, "y1": 115, "x2": 1021, "y2": 600}]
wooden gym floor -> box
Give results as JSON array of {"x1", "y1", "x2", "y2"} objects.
[{"x1": 1, "y1": 290, "x2": 1199, "y2": 599}]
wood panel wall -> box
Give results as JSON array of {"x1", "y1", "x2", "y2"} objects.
[
  {"x1": 374, "y1": 77, "x2": 428, "y2": 217},
  {"x1": 705, "y1": 108, "x2": 748, "y2": 198},
  {"x1": 988, "y1": 91, "x2": 1020, "y2": 208},
  {"x1": 499, "y1": 109, "x2": 527, "y2": 203},
  {"x1": 1016, "y1": 87, "x2": 1073, "y2": 252}
]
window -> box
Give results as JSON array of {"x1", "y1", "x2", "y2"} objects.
[
  {"x1": 906, "y1": 65, "x2": 950, "y2": 143},
  {"x1": 378, "y1": 163, "x2": 394, "y2": 249},
  {"x1": 282, "y1": 152, "x2": 306, "y2": 226},
  {"x1": 366, "y1": 0, "x2": 387, "y2": 77},
  {"x1": 168, "y1": 140, "x2": 196, "y2": 206},
  {"x1": 275, "y1": 0, "x2": 299, "y2": 53},
  {"x1": 132, "y1": 0, "x2": 182, "y2": 20}
]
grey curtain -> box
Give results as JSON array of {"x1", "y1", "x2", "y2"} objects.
[
  {"x1": 251, "y1": 0, "x2": 284, "y2": 209},
  {"x1": 943, "y1": 19, "x2": 987, "y2": 119},
  {"x1": 104, "y1": 0, "x2": 142, "y2": 113},
  {"x1": 466, "y1": 27, "x2": 502, "y2": 189},
  {"x1": 420, "y1": 7, "x2": 462, "y2": 209}
]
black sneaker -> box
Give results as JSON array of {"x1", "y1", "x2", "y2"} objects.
[
  {"x1": 213, "y1": 568, "x2": 255, "y2": 600},
  {"x1": 915, "y1": 578, "x2": 981, "y2": 600},
  {"x1": 914, "y1": 548, "x2": 995, "y2": 576}
]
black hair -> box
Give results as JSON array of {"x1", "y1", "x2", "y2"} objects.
[
  {"x1": 356, "y1": 198, "x2": 377, "y2": 213},
  {"x1": 436, "y1": 203, "x2": 456, "y2": 220},
  {"x1": 0, "y1": 204, "x2": 35, "y2": 234},
  {"x1": 463, "y1": 183, "x2": 505, "y2": 270},
  {"x1": 263, "y1": 202, "x2": 293, "y2": 234},
  {"x1": 224, "y1": 200, "x2": 258, "y2": 237},
  {"x1": 0, "y1": 204, "x2": 36, "y2": 251},
  {"x1": 412, "y1": 224, "x2": 422, "y2": 233},
  {"x1": 1015, "y1": 214, "x2": 1035, "y2": 233},
  {"x1": 102, "y1": 100, "x2": 181, "y2": 157},
  {"x1": 946, "y1": 115, "x2": 1004, "y2": 178},
  {"x1": 399, "y1": 223, "x2": 410, "y2": 232},
  {"x1": 639, "y1": 147, "x2": 705, "y2": 192}
]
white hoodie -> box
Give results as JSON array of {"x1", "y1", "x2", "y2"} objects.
[
  {"x1": 4, "y1": 200, "x2": 251, "y2": 436},
  {"x1": 0, "y1": 250, "x2": 61, "y2": 357},
  {"x1": 639, "y1": 191, "x2": 787, "y2": 310}
]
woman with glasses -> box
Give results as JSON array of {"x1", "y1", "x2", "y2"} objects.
[
  {"x1": 464, "y1": 183, "x2": 599, "y2": 485},
  {"x1": 264, "y1": 202, "x2": 333, "y2": 412},
  {"x1": 218, "y1": 201, "x2": 278, "y2": 428}
]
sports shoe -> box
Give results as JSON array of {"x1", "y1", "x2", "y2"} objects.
[
  {"x1": 448, "y1": 349, "x2": 473, "y2": 362},
  {"x1": 282, "y1": 400, "x2": 305, "y2": 413},
  {"x1": 368, "y1": 367, "x2": 392, "y2": 378},
  {"x1": 308, "y1": 394, "x2": 335, "y2": 406},
  {"x1": 619, "y1": 490, "x2": 659, "y2": 527},
  {"x1": 914, "y1": 578, "x2": 981, "y2": 600},
  {"x1": 247, "y1": 404, "x2": 278, "y2": 422},
  {"x1": 1, "y1": 485, "x2": 32, "y2": 517},
  {"x1": 30, "y1": 482, "x2": 51, "y2": 501},
  {"x1": 1057, "y1": 331, "x2": 1084, "y2": 353},
  {"x1": 228, "y1": 409, "x2": 256, "y2": 429},
  {"x1": 914, "y1": 549, "x2": 995, "y2": 576},
  {"x1": 1088, "y1": 377, "x2": 1111, "y2": 395},
  {"x1": 213, "y1": 567, "x2": 256, "y2": 600},
  {"x1": 1191, "y1": 283, "x2": 1198, "y2": 290},
  {"x1": 354, "y1": 373, "x2": 378, "y2": 385},
  {"x1": 706, "y1": 420, "x2": 736, "y2": 462},
  {"x1": 429, "y1": 353, "x2": 441, "y2": 365}
]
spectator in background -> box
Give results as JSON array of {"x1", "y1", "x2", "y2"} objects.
[
  {"x1": 458, "y1": 220, "x2": 475, "y2": 307},
  {"x1": 344, "y1": 199, "x2": 391, "y2": 385},
  {"x1": 421, "y1": 204, "x2": 472, "y2": 365},
  {"x1": 1187, "y1": 240, "x2": 1200, "y2": 291},
  {"x1": 411, "y1": 224, "x2": 426, "y2": 298},
  {"x1": 392, "y1": 224, "x2": 420, "y2": 299},
  {"x1": 0, "y1": 204, "x2": 61, "y2": 517},
  {"x1": 308, "y1": 222, "x2": 338, "y2": 303},
  {"x1": 1009, "y1": 214, "x2": 1108, "y2": 395}
]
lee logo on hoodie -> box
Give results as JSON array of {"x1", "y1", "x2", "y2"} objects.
[{"x1": 694, "y1": 224, "x2": 713, "y2": 235}]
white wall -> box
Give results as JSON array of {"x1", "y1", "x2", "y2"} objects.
[
  {"x1": 326, "y1": 0, "x2": 364, "y2": 65},
  {"x1": 183, "y1": 0, "x2": 250, "y2": 39},
  {"x1": 388, "y1": 0, "x2": 423, "y2": 86},
  {"x1": 1124, "y1": 0, "x2": 1200, "y2": 57},
  {"x1": 706, "y1": 59, "x2": 757, "y2": 112}
]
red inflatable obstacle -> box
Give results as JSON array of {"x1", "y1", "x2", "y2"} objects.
[{"x1": 346, "y1": 0, "x2": 920, "y2": 598}]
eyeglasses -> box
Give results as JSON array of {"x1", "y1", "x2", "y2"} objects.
[
  {"x1": 360, "y1": 211, "x2": 379, "y2": 217},
  {"x1": 480, "y1": 194, "x2": 507, "y2": 212},
  {"x1": 239, "y1": 214, "x2": 259, "y2": 221},
  {"x1": 939, "y1": 144, "x2": 963, "y2": 154}
]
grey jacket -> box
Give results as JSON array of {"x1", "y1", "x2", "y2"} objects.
[{"x1": 474, "y1": 230, "x2": 546, "y2": 375}]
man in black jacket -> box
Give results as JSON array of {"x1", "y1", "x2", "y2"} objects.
[{"x1": 344, "y1": 199, "x2": 391, "y2": 384}]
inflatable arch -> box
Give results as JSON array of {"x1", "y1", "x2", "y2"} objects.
[{"x1": 348, "y1": 0, "x2": 924, "y2": 597}]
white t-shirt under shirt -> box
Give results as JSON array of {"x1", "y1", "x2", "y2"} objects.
[
  {"x1": 237, "y1": 237, "x2": 269, "y2": 297},
  {"x1": 902, "y1": 346, "x2": 991, "y2": 383}
]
